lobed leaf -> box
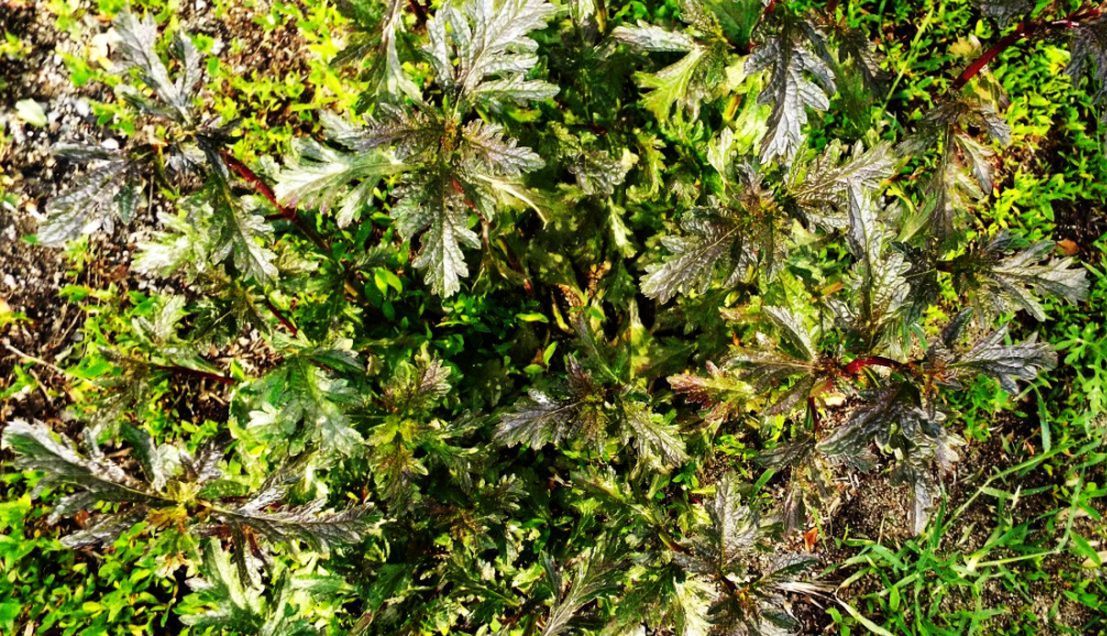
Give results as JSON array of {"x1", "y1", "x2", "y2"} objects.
[{"x1": 747, "y1": 21, "x2": 836, "y2": 165}]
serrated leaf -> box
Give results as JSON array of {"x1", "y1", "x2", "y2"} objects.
[
  {"x1": 615, "y1": 7, "x2": 736, "y2": 122},
  {"x1": 460, "y1": 119, "x2": 545, "y2": 177},
  {"x1": 641, "y1": 209, "x2": 741, "y2": 303},
  {"x1": 568, "y1": 148, "x2": 637, "y2": 197},
  {"x1": 747, "y1": 20, "x2": 836, "y2": 164},
  {"x1": 838, "y1": 186, "x2": 910, "y2": 344},
  {"x1": 787, "y1": 140, "x2": 895, "y2": 228},
  {"x1": 817, "y1": 384, "x2": 923, "y2": 471},
  {"x1": 762, "y1": 305, "x2": 818, "y2": 362},
  {"x1": 977, "y1": 0, "x2": 1034, "y2": 27},
  {"x1": 623, "y1": 401, "x2": 688, "y2": 468},
  {"x1": 180, "y1": 540, "x2": 267, "y2": 630},
  {"x1": 1068, "y1": 14, "x2": 1107, "y2": 116},
  {"x1": 951, "y1": 234, "x2": 1089, "y2": 321},
  {"x1": 427, "y1": 0, "x2": 559, "y2": 109},
  {"x1": 541, "y1": 543, "x2": 624, "y2": 636},
  {"x1": 946, "y1": 327, "x2": 1056, "y2": 394},
  {"x1": 359, "y1": 0, "x2": 423, "y2": 102},
  {"x1": 726, "y1": 341, "x2": 820, "y2": 417},
  {"x1": 247, "y1": 346, "x2": 363, "y2": 455},
  {"x1": 709, "y1": 474, "x2": 759, "y2": 571},
  {"x1": 613, "y1": 22, "x2": 696, "y2": 52},
  {"x1": 1, "y1": 420, "x2": 163, "y2": 506},
  {"x1": 358, "y1": 107, "x2": 546, "y2": 298},
  {"x1": 209, "y1": 191, "x2": 279, "y2": 283},
  {"x1": 219, "y1": 493, "x2": 379, "y2": 553},
  {"x1": 40, "y1": 153, "x2": 140, "y2": 246},
  {"x1": 382, "y1": 357, "x2": 452, "y2": 413},
  {"x1": 497, "y1": 389, "x2": 587, "y2": 448},
  {"x1": 900, "y1": 97, "x2": 1010, "y2": 247},
  {"x1": 360, "y1": 105, "x2": 444, "y2": 159},
  {"x1": 673, "y1": 576, "x2": 715, "y2": 636},
  {"x1": 391, "y1": 178, "x2": 481, "y2": 297},
  {"x1": 134, "y1": 209, "x2": 207, "y2": 276},
  {"x1": 677, "y1": 473, "x2": 760, "y2": 576},
  {"x1": 113, "y1": 12, "x2": 199, "y2": 123},
  {"x1": 669, "y1": 361, "x2": 752, "y2": 425},
  {"x1": 273, "y1": 121, "x2": 404, "y2": 227}
]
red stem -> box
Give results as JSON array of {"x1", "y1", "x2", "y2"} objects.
[
  {"x1": 843, "y1": 356, "x2": 902, "y2": 375},
  {"x1": 218, "y1": 151, "x2": 379, "y2": 308},
  {"x1": 218, "y1": 150, "x2": 332, "y2": 254},
  {"x1": 951, "y1": 4, "x2": 1103, "y2": 92},
  {"x1": 219, "y1": 150, "x2": 291, "y2": 219},
  {"x1": 951, "y1": 23, "x2": 1037, "y2": 91},
  {"x1": 263, "y1": 297, "x2": 298, "y2": 336}
]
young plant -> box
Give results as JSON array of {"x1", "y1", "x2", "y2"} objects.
[{"x1": 0, "y1": 420, "x2": 377, "y2": 556}]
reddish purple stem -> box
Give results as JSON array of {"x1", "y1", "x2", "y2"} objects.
[
  {"x1": 843, "y1": 356, "x2": 902, "y2": 375},
  {"x1": 952, "y1": 4, "x2": 1103, "y2": 92}
]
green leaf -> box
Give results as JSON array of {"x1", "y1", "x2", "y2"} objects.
[
  {"x1": 247, "y1": 348, "x2": 363, "y2": 455},
  {"x1": 274, "y1": 112, "x2": 405, "y2": 227},
  {"x1": 623, "y1": 401, "x2": 688, "y2": 468},
  {"x1": 540, "y1": 543, "x2": 624, "y2": 636},
  {"x1": 179, "y1": 540, "x2": 266, "y2": 630},
  {"x1": 615, "y1": 18, "x2": 727, "y2": 122}
]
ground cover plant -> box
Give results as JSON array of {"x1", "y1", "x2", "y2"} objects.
[{"x1": 2, "y1": 0, "x2": 1107, "y2": 633}]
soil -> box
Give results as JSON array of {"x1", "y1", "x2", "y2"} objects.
[
  {"x1": 0, "y1": 2, "x2": 111, "y2": 424},
  {"x1": 0, "y1": 0, "x2": 315, "y2": 425}
]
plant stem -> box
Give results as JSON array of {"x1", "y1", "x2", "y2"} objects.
[
  {"x1": 218, "y1": 150, "x2": 332, "y2": 255},
  {"x1": 263, "y1": 297, "x2": 298, "y2": 337},
  {"x1": 950, "y1": 4, "x2": 1104, "y2": 92},
  {"x1": 842, "y1": 356, "x2": 902, "y2": 375},
  {"x1": 151, "y1": 363, "x2": 236, "y2": 386},
  {"x1": 219, "y1": 150, "x2": 284, "y2": 215},
  {"x1": 219, "y1": 150, "x2": 377, "y2": 306},
  {"x1": 3, "y1": 342, "x2": 69, "y2": 378}
]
